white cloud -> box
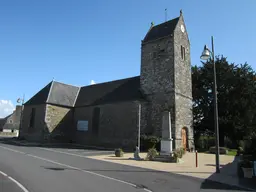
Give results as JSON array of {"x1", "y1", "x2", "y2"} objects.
[
  {"x1": 0, "y1": 100, "x2": 15, "y2": 118},
  {"x1": 90, "y1": 80, "x2": 96, "y2": 85}
]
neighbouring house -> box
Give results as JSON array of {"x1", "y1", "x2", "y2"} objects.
[
  {"x1": 0, "y1": 105, "x2": 22, "y2": 136},
  {"x1": 20, "y1": 11, "x2": 194, "y2": 150}
]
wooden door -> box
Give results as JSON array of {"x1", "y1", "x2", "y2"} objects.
[{"x1": 181, "y1": 128, "x2": 187, "y2": 150}]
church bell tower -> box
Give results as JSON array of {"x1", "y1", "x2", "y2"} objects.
[{"x1": 140, "y1": 10, "x2": 194, "y2": 149}]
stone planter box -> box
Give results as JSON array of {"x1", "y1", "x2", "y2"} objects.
[
  {"x1": 209, "y1": 146, "x2": 228, "y2": 155},
  {"x1": 242, "y1": 168, "x2": 254, "y2": 178}
]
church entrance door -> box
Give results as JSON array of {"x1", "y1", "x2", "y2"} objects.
[{"x1": 181, "y1": 127, "x2": 187, "y2": 150}]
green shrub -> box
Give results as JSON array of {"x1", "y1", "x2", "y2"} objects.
[
  {"x1": 146, "y1": 148, "x2": 158, "y2": 160},
  {"x1": 195, "y1": 136, "x2": 215, "y2": 152},
  {"x1": 240, "y1": 159, "x2": 253, "y2": 168},
  {"x1": 238, "y1": 140, "x2": 245, "y2": 150},
  {"x1": 173, "y1": 148, "x2": 184, "y2": 160},
  {"x1": 237, "y1": 146, "x2": 244, "y2": 156},
  {"x1": 180, "y1": 147, "x2": 186, "y2": 155},
  {"x1": 114, "y1": 148, "x2": 124, "y2": 157},
  {"x1": 243, "y1": 137, "x2": 256, "y2": 159},
  {"x1": 141, "y1": 134, "x2": 161, "y2": 151}
]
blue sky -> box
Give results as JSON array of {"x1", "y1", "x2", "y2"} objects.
[{"x1": 0, "y1": 0, "x2": 255, "y2": 117}]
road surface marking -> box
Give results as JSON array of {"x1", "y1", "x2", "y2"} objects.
[
  {"x1": 0, "y1": 145, "x2": 25, "y2": 154},
  {"x1": 0, "y1": 170, "x2": 29, "y2": 192},
  {"x1": 0, "y1": 145, "x2": 152, "y2": 192},
  {"x1": 40, "y1": 147, "x2": 110, "y2": 156},
  {"x1": 26, "y1": 154, "x2": 139, "y2": 188},
  {"x1": 0, "y1": 170, "x2": 7, "y2": 177},
  {"x1": 8, "y1": 176, "x2": 29, "y2": 192}
]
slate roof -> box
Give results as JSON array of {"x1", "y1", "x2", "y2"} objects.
[
  {"x1": 47, "y1": 82, "x2": 80, "y2": 107},
  {"x1": 25, "y1": 81, "x2": 80, "y2": 107},
  {"x1": 143, "y1": 17, "x2": 179, "y2": 43},
  {"x1": 24, "y1": 76, "x2": 144, "y2": 108},
  {"x1": 75, "y1": 76, "x2": 144, "y2": 107},
  {"x1": 0, "y1": 115, "x2": 12, "y2": 130},
  {"x1": 25, "y1": 82, "x2": 51, "y2": 105},
  {"x1": 0, "y1": 118, "x2": 7, "y2": 129}
]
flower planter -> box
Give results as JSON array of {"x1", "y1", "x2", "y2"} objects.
[
  {"x1": 242, "y1": 168, "x2": 253, "y2": 178},
  {"x1": 114, "y1": 149, "x2": 124, "y2": 157}
]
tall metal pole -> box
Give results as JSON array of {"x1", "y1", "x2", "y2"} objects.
[
  {"x1": 138, "y1": 103, "x2": 141, "y2": 150},
  {"x1": 212, "y1": 36, "x2": 220, "y2": 173},
  {"x1": 18, "y1": 94, "x2": 25, "y2": 137}
]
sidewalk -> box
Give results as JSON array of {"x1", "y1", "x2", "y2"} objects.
[{"x1": 86, "y1": 152, "x2": 256, "y2": 191}]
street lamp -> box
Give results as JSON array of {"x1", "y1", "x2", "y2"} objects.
[
  {"x1": 17, "y1": 94, "x2": 25, "y2": 137},
  {"x1": 200, "y1": 36, "x2": 220, "y2": 173}
]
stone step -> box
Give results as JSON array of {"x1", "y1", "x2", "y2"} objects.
[{"x1": 153, "y1": 155, "x2": 175, "y2": 163}]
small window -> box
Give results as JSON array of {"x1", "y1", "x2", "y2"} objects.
[
  {"x1": 29, "y1": 108, "x2": 36, "y2": 128},
  {"x1": 92, "y1": 107, "x2": 100, "y2": 135},
  {"x1": 160, "y1": 49, "x2": 165, "y2": 53},
  {"x1": 9, "y1": 119, "x2": 13, "y2": 124},
  {"x1": 181, "y1": 46, "x2": 186, "y2": 60}
]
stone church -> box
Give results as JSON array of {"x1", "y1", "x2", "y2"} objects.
[{"x1": 20, "y1": 11, "x2": 194, "y2": 150}]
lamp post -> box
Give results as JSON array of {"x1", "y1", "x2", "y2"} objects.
[
  {"x1": 137, "y1": 102, "x2": 141, "y2": 150},
  {"x1": 17, "y1": 94, "x2": 25, "y2": 137},
  {"x1": 200, "y1": 36, "x2": 220, "y2": 173}
]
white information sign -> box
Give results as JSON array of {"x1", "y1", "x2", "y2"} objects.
[{"x1": 77, "y1": 120, "x2": 88, "y2": 131}]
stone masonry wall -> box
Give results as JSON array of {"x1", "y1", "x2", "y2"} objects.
[
  {"x1": 20, "y1": 104, "x2": 46, "y2": 141},
  {"x1": 145, "y1": 93, "x2": 176, "y2": 137},
  {"x1": 73, "y1": 101, "x2": 139, "y2": 149},
  {"x1": 44, "y1": 104, "x2": 73, "y2": 142},
  {"x1": 140, "y1": 34, "x2": 176, "y2": 138},
  {"x1": 140, "y1": 36, "x2": 175, "y2": 95},
  {"x1": 173, "y1": 15, "x2": 194, "y2": 149},
  {"x1": 3, "y1": 106, "x2": 21, "y2": 131}
]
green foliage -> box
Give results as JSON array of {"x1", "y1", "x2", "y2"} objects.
[
  {"x1": 240, "y1": 159, "x2": 253, "y2": 168},
  {"x1": 195, "y1": 136, "x2": 215, "y2": 152},
  {"x1": 114, "y1": 148, "x2": 124, "y2": 157},
  {"x1": 243, "y1": 136, "x2": 256, "y2": 160},
  {"x1": 227, "y1": 149, "x2": 237, "y2": 156},
  {"x1": 140, "y1": 134, "x2": 161, "y2": 151},
  {"x1": 173, "y1": 148, "x2": 185, "y2": 160},
  {"x1": 192, "y1": 56, "x2": 256, "y2": 147},
  {"x1": 146, "y1": 148, "x2": 158, "y2": 161}
]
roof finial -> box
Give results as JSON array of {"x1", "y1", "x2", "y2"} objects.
[
  {"x1": 180, "y1": 9, "x2": 183, "y2": 16},
  {"x1": 151, "y1": 21, "x2": 154, "y2": 27}
]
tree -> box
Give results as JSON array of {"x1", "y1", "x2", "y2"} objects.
[{"x1": 192, "y1": 56, "x2": 256, "y2": 147}]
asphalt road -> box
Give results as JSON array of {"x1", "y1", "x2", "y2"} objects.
[{"x1": 0, "y1": 141, "x2": 251, "y2": 192}]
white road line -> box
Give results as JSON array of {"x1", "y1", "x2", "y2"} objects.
[
  {"x1": 0, "y1": 146, "x2": 25, "y2": 154},
  {"x1": 0, "y1": 170, "x2": 29, "y2": 192},
  {"x1": 39, "y1": 147, "x2": 95, "y2": 158},
  {"x1": 27, "y1": 154, "x2": 138, "y2": 188},
  {"x1": 0, "y1": 170, "x2": 7, "y2": 177},
  {"x1": 0, "y1": 145, "x2": 152, "y2": 192},
  {"x1": 8, "y1": 176, "x2": 29, "y2": 192}
]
